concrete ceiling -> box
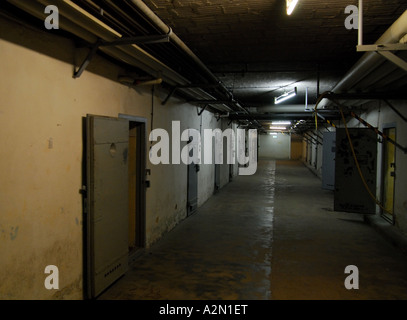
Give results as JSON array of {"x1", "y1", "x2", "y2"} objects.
[{"x1": 142, "y1": 0, "x2": 406, "y2": 108}]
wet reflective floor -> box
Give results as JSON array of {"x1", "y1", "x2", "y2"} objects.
[{"x1": 98, "y1": 160, "x2": 407, "y2": 300}]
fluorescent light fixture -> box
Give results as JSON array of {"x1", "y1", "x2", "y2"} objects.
[
  {"x1": 274, "y1": 87, "x2": 297, "y2": 104},
  {"x1": 269, "y1": 132, "x2": 278, "y2": 135},
  {"x1": 269, "y1": 126, "x2": 287, "y2": 130},
  {"x1": 272, "y1": 121, "x2": 291, "y2": 125},
  {"x1": 286, "y1": 0, "x2": 299, "y2": 15}
]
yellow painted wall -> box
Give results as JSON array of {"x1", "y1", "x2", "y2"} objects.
[
  {"x1": 0, "y1": 34, "x2": 149, "y2": 299},
  {"x1": 0, "y1": 17, "x2": 221, "y2": 299},
  {"x1": 290, "y1": 134, "x2": 303, "y2": 160}
]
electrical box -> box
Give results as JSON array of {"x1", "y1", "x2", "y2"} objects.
[{"x1": 334, "y1": 128, "x2": 377, "y2": 214}]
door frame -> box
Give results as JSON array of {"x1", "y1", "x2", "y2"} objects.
[
  {"x1": 119, "y1": 114, "x2": 148, "y2": 251},
  {"x1": 380, "y1": 123, "x2": 397, "y2": 224}
]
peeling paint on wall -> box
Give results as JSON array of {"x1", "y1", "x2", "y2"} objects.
[
  {"x1": 9, "y1": 226, "x2": 19, "y2": 240},
  {"x1": 0, "y1": 238, "x2": 82, "y2": 299}
]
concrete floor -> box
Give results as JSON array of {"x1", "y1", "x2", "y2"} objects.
[{"x1": 98, "y1": 160, "x2": 407, "y2": 300}]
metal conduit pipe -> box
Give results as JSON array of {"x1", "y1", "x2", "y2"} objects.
[
  {"x1": 65, "y1": 0, "x2": 250, "y2": 118},
  {"x1": 7, "y1": 0, "x2": 96, "y2": 45},
  {"x1": 329, "y1": 54, "x2": 407, "y2": 108},
  {"x1": 353, "y1": 60, "x2": 398, "y2": 91},
  {"x1": 335, "y1": 10, "x2": 407, "y2": 92},
  {"x1": 356, "y1": 50, "x2": 407, "y2": 91},
  {"x1": 38, "y1": 0, "x2": 192, "y2": 85},
  {"x1": 319, "y1": 10, "x2": 407, "y2": 108},
  {"x1": 128, "y1": 0, "x2": 229, "y2": 92},
  {"x1": 7, "y1": 0, "x2": 181, "y2": 85},
  {"x1": 251, "y1": 105, "x2": 317, "y2": 113},
  {"x1": 127, "y1": 0, "x2": 241, "y2": 107},
  {"x1": 6, "y1": 0, "x2": 232, "y2": 110},
  {"x1": 57, "y1": 0, "x2": 241, "y2": 110}
]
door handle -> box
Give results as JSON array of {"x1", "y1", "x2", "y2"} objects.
[{"x1": 79, "y1": 185, "x2": 87, "y2": 195}]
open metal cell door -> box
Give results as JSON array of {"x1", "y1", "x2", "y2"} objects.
[{"x1": 86, "y1": 115, "x2": 129, "y2": 298}]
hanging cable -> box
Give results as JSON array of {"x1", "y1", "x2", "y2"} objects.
[
  {"x1": 313, "y1": 91, "x2": 333, "y2": 130},
  {"x1": 338, "y1": 106, "x2": 392, "y2": 215}
]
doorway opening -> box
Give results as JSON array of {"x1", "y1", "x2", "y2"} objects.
[
  {"x1": 381, "y1": 126, "x2": 396, "y2": 224},
  {"x1": 83, "y1": 114, "x2": 147, "y2": 299},
  {"x1": 124, "y1": 116, "x2": 147, "y2": 262}
]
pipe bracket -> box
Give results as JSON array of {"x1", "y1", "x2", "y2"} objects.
[
  {"x1": 73, "y1": 35, "x2": 170, "y2": 79},
  {"x1": 357, "y1": 43, "x2": 407, "y2": 73}
]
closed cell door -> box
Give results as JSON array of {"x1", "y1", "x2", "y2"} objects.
[
  {"x1": 214, "y1": 164, "x2": 220, "y2": 192},
  {"x1": 187, "y1": 129, "x2": 199, "y2": 216},
  {"x1": 86, "y1": 115, "x2": 129, "y2": 298},
  {"x1": 382, "y1": 127, "x2": 396, "y2": 222},
  {"x1": 322, "y1": 131, "x2": 336, "y2": 191}
]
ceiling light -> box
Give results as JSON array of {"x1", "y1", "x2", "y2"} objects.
[
  {"x1": 286, "y1": 0, "x2": 299, "y2": 15},
  {"x1": 274, "y1": 88, "x2": 297, "y2": 104},
  {"x1": 269, "y1": 126, "x2": 287, "y2": 130},
  {"x1": 272, "y1": 121, "x2": 291, "y2": 125}
]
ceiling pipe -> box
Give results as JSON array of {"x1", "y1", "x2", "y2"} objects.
[
  {"x1": 7, "y1": 0, "x2": 184, "y2": 85},
  {"x1": 118, "y1": 76, "x2": 163, "y2": 87},
  {"x1": 353, "y1": 50, "x2": 407, "y2": 91},
  {"x1": 60, "y1": 0, "x2": 245, "y2": 116},
  {"x1": 319, "y1": 9, "x2": 407, "y2": 108},
  {"x1": 6, "y1": 0, "x2": 235, "y2": 112},
  {"x1": 337, "y1": 9, "x2": 407, "y2": 92},
  {"x1": 6, "y1": 0, "x2": 263, "y2": 127},
  {"x1": 39, "y1": 0, "x2": 191, "y2": 84},
  {"x1": 127, "y1": 0, "x2": 254, "y2": 118},
  {"x1": 229, "y1": 112, "x2": 340, "y2": 121},
  {"x1": 249, "y1": 104, "x2": 318, "y2": 113},
  {"x1": 128, "y1": 0, "x2": 232, "y2": 99}
]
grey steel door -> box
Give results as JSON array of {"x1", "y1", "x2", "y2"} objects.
[
  {"x1": 322, "y1": 131, "x2": 336, "y2": 190},
  {"x1": 187, "y1": 162, "x2": 198, "y2": 216},
  {"x1": 187, "y1": 130, "x2": 198, "y2": 216},
  {"x1": 86, "y1": 115, "x2": 129, "y2": 298},
  {"x1": 334, "y1": 128, "x2": 377, "y2": 214},
  {"x1": 214, "y1": 164, "x2": 220, "y2": 192}
]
